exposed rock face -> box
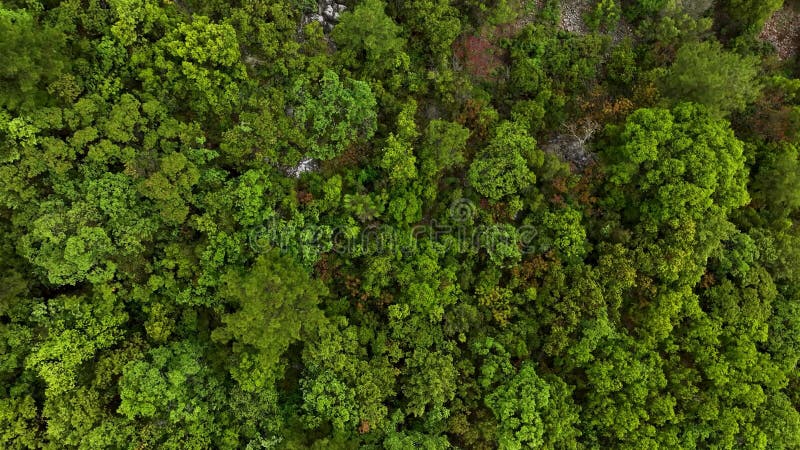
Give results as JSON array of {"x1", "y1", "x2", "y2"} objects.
[
  {"x1": 543, "y1": 135, "x2": 597, "y2": 170},
  {"x1": 543, "y1": 119, "x2": 599, "y2": 171},
  {"x1": 301, "y1": 0, "x2": 347, "y2": 33},
  {"x1": 559, "y1": 0, "x2": 590, "y2": 35},
  {"x1": 611, "y1": 19, "x2": 634, "y2": 45},
  {"x1": 759, "y1": 5, "x2": 800, "y2": 60},
  {"x1": 288, "y1": 158, "x2": 317, "y2": 178}
]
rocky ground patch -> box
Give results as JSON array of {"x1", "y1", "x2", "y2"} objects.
[{"x1": 759, "y1": 5, "x2": 800, "y2": 60}]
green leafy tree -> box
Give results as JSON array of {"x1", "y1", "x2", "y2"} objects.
[
  {"x1": 603, "y1": 103, "x2": 749, "y2": 240},
  {"x1": 401, "y1": 348, "x2": 457, "y2": 418},
  {"x1": 212, "y1": 250, "x2": 326, "y2": 392},
  {"x1": 537, "y1": 207, "x2": 588, "y2": 264},
  {"x1": 332, "y1": 0, "x2": 408, "y2": 77},
  {"x1": 293, "y1": 70, "x2": 378, "y2": 160},
  {"x1": 0, "y1": 7, "x2": 68, "y2": 111},
  {"x1": 133, "y1": 15, "x2": 247, "y2": 117},
  {"x1": 661, "y1": 41, "x2": 761, "y2": 117},
  {"x1": 26, "y1": 291, "x2": 127, "y2": 396},
  {"x1": 379, "y1": 100, "x2": 419, "y2": 183},
  {"x1": 395, "y1": 0, "x2": 461, "y2": 62},
  {"x1": 750, "y1": 142, "x2": 800, "y2": 220},
  {"x1": 720, "y1": 0, "x2": 783, "y2": 35},
  {"x1": 602, "y1": 103, "x2": 750, "y2": 338},
  {"x1": 300, "y1": 318, "x2": 396, "y2": 434},
  {"x1": 486, "y1": 362, "x2": 580, "y2": 449},
  {"x1": 468, "y1": 121, "x2": 541, "y2": 200},
  {"x1": 419, "y1": 120, "x2": 470, "y2": 198},
  {"x1": 421, "y1": 120, "x2": 469, "y2": 175},
  {"x1": 118, "y1": 340, "x2": 227, "y2": 448},
  {"x1": 586, "y1": 0, "x2": 621, "y2": 32}
]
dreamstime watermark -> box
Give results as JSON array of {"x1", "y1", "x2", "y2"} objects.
[{"x1": 248, "y1": 199, "x2": 550, "y2": 258}]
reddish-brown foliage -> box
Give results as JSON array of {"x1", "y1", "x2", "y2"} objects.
[
  {"x1": 314, "y1": 254, "x2": 332, "y2": 282},
  {"x1": 297, "y1": 190, "x2": 314, "y2": 205},
  {"x1": 700, "y1": 271, "x2": 717, "y2": 289},
  {"x1": 572, "y1": 162, "x2": 601, "y2": 211},
  {"x1": 453, "y1": 34, "x2": 504, "y2": 81},
  {"x1": 456, "y1": 98, "x2": 494, "y2": 141},
  {"x1": 580, "y1": 86, "x2": 635, "y2": 123},
  {"x1": 751, "y1": 87, "x2": 800, "y2": 142}
]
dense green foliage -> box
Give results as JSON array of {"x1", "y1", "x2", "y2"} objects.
[{"x1": 1, "y1": 0, "x2": 799, "y2": 448}]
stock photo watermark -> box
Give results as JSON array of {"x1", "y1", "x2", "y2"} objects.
[{"x1": 248, "y1": 198, "x2": 548, "y2": 258}]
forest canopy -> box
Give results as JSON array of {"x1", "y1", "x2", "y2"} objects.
[{"x1": 1, "y1": 0, "x2": 800, "y2": 448}]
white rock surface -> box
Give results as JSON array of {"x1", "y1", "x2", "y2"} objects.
[
  {"x1": 559, "y1": 0, "x2": 590, "y2": 35},
  {"x1": 289, "y1": 158, "x2": 317, "y2": 178},
  {"x1": 301, "y1": 0, "x2": 347, "y2": 33},
  {"x1": 759, "y1": 5, "x2": 800, "y2": 60},
  {"x1": 543, "y1": 119, "x2": 599, "y2": 170}
]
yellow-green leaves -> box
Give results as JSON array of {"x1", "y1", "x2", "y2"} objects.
[
  {"x1": 662, "y1": 41, "x2": 761, "y2": 118},
  {"x1": 212, "y1": 251, "x2": 326, "y2": 392},
  {"x1": 469, "y1": 121, "x2": 540, "y2": 200},
  {"x1": 332, "y1": 0, "x2": 407, "y2": 77},
  {"x1": 293, "y1": 70, "x2": 377, "y2": 160}
]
